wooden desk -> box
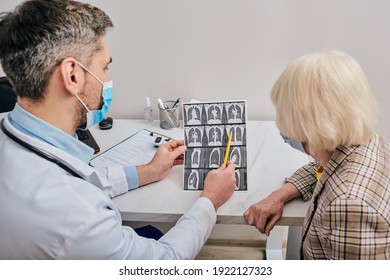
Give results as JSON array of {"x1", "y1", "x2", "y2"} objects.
[{"x1": 90, "y1": 119, "x2": 310, "y2": 259}]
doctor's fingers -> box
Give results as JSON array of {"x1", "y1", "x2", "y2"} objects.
[
  {"x1": 169, "y1": 141, "x2": 186, "y2": 154},
  {"x1": 214, "y1": 162, "x2": 235, "y2": 174},
  {"x1": 158, "y1": 141, "x2": 186, "y2": 159},
  {"x1": 224, "y1": 162, "x2": 236, "y2": 172},
  {"x1": 173, "y1": 154, "x2": 184, "y2": 166},
  {"x1": 169, "y1": 144, "x2": 186, "y2": 160},
  {"x1": 166, "y1": 139, "x2": 185, "y2": 149}
]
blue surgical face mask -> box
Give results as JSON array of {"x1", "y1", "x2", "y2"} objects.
[
  {"x1": 75, "y1": 62, "x2": 113, "y2": 130},
  {"x1": 282, "y1": 136, "x2": 307, "y2": 154}
]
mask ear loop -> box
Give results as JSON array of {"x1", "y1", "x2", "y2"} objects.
[
  {"x1": 74, "y1": 62, "x2": 99, "y2": 113},
  {"x1": 77, "y1": 61, "x2": 104, "y2": 85},
  {"x1": 75, "y1": 93, "x2": 91, "y2": 112},
  {"x1": 75, "y1": 62, "x2": 105, "y2": 112}
]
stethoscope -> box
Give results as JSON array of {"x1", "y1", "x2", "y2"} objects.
[{"x1": 1, "y1": 119, "x2": 83, "y2": 179}]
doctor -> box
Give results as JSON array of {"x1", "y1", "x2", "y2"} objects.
[{"x1": 0, "y1": 0, "x2": 236, "y2": 259}]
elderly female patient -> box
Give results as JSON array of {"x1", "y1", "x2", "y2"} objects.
[{"x1": 245, "y1": 51, "x2": 389, "y2": 259}]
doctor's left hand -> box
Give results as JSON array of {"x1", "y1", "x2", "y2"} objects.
[{"x1": 137, "y1": 140, "x2": 187, "y2": 186}]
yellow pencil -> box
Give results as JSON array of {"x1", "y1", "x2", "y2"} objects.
[{"x1": 223, "y1": 131, "x2": 233, "y2": 165}]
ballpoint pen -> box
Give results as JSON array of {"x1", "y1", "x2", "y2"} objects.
[
  {"x1": 172, "y1": 98, "x2": 180, "y2": 109},
  {"x1": 223, "y1": 131, "x2": 233, "y2": 165}
]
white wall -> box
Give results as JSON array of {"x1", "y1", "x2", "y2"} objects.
[{"x1": 1, "y1": 0, "x2": 389, "y2": 139}]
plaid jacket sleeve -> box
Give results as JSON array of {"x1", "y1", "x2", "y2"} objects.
[
  {"x1": 322, "y1": 198, "x2": 390, "y2": 259},
  {"x1": 286, "y1": 161, "x2": 319, "y2": 201}
]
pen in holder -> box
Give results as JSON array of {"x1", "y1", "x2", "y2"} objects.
[{"x1": 158, "y1": 99, "x2": 180, "y2": 129}]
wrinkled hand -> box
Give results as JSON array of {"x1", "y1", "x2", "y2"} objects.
[
  {"x1": 201, "y1": 163, "x2": 236, "y2": 210},
  {"x1": 244, "y1": 192, "x2": 284, "y2": 236},
  {"x1": 138, "y1": 140, "x2": 186, "y2": 186}
]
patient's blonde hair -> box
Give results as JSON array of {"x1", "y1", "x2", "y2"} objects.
[{"x1": 271, "y1": 51, "x2": 377, "y2": 152}]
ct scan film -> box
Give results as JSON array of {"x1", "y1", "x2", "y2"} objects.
[{"x1": 182, "y1": 100, "x2": 248, "y2": 191}]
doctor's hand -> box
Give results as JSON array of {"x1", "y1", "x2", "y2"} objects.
[
  {"x1": 137, "y1": 140, "x2": 186, "y2": 186},
  {"x1": 201, "y1": 163, "x2": 236, "y2": 211}
]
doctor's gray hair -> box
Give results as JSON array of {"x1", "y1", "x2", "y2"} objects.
[
  {"x1": 271, "y1": 51, "x2": 377, "y2": 153},
  {"x1": 0, "y1": 0, "x2": 113, "y2": 100}
]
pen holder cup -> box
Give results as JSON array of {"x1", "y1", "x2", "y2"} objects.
[{"x1": 158, "y1": 100, "x2": 180, "y2": 129}]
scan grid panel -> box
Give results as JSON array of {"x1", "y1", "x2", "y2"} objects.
[{"x1": 182, "y1": 100, "x2": 247, "y2": 191}]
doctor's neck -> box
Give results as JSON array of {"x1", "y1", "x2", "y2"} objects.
[{"x1": 18, "y1": 96, "x2": 77, "y2": 136}]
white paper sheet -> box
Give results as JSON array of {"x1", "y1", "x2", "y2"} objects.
[{"x1": 90, "y1": 129, "x2": 170, "y2": 168}]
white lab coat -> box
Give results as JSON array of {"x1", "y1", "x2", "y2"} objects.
[{"x1": 0, "y1": 114, "x2": 216, "y2": 259}]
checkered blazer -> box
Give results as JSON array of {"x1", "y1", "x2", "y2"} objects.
[{"x1": 287, "y1": 134, "x2": 390, "y2": 259}]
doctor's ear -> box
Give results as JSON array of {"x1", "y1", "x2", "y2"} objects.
[{"x1": 60, "y1": 58, "x2": 83, "y2": 96}]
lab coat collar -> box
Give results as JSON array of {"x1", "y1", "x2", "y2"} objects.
[{"x1": 9, "y1": 104, "x2": 94, "y2": 163}]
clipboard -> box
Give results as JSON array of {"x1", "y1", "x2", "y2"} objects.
[{"x1": 90, "y1": 129, "x2": 172, "y2": 168}]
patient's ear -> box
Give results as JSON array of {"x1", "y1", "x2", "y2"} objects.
[{"x1": 59, "y1": 58, "x2": 83, "y2": 96}]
